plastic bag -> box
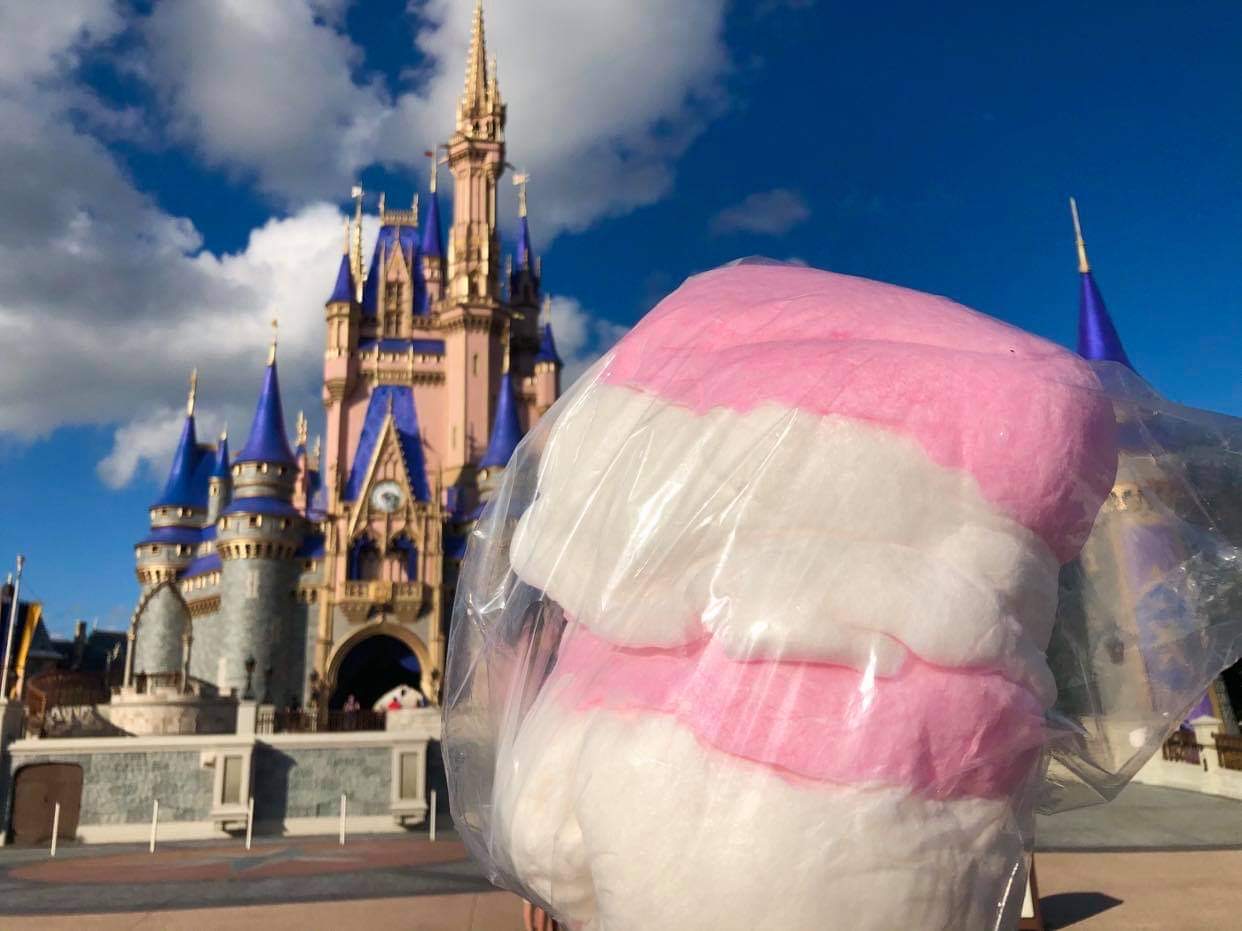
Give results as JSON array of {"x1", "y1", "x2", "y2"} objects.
[{"x1": 443, "y1": 259, "x2": 1242, "y2": 931}]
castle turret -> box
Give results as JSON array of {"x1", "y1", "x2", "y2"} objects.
[
  {"x1": 215, "y1": 335, "x2": 305, "y2": 702},
  {"x1": 131, "y1": 371, "x2": 209, "y2": 677},
  {"x1": 1071, "y1": 197, "x2": 1134, "y2": 370},
  {"x1": 324, "y1": 233, "x2": 359, "y2": 513},
  {"x1": 1056, "y1": 199, "x2": 1237, "y2": 734},
  {"x1": 207, "y1": 429, "x2": 231, "y2": 525},
  {"x1": 533, "y1": 297, "x2": 563, "y2": 416},
  {"x1": 478, "y1": 346, "x2": 525, "y2": 501},
  {"x1": 136, "y1": 370, "x2": 210, "y2": 586},
  {"x1": 509, "y1": 173, "x2": 540, "y2": 310},
  {"x1": 442, "y1": 0, "x2": 509, "y2": 491},
  {"x1": 421, "y1": 151, "x2": 446, "y2": 312},
  {"x1": 447, "y1": 0, "x2": 505, "y2": 303}
]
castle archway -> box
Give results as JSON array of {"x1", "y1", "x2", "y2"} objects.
[{"x1": 325, "y1": 624, "x2": 431, "y2": 710}]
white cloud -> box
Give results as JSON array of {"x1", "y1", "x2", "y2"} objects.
[
  {"x1": 0, "y1": 0, "x2": 123, "y2": 87},
  {"x1": 545, "y1": 295, "x2": 630, "y2": 388},
  {"x1": 97, "y1": 404, "x2": 230, "y2": 490},
  {"x1": 0, "y1": 1, "x2": 682, "y2": 489},
  {"x1": 141, "y1": 0, "x2": 390, "y2": 203},
  {"x1": 710, "y1": 188, "x2": 811, "y2": 236},
  {"x1": 136, "y1": 0, "x2": 732, "y2": 238}
]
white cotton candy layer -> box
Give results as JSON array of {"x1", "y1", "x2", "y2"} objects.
[
  {"x1": 495, "y1": 684, "x2": 1029, "y2": 931},
  {"x1": 509, "y1": 383, "x2": 1060, "y2": 697}
]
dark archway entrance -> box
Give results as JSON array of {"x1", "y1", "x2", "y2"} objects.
[
  {"x1": 10, "y1": 763, "x2": 83, "y2": 845},
  {"x1": 329, "y1": 634, "x2": 421, "y2": 710}
]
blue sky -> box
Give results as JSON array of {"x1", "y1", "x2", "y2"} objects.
[{"x1": 1, "y1": 0, "x2": 1239, "y2": 635}]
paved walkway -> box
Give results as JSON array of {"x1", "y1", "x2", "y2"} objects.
[
  {"x1": 1036, "y1": 781, "x2": 1242, "y2": 850},
  {"x1": 0, "y1": 784, "x2": 1239, "y2": 928}
]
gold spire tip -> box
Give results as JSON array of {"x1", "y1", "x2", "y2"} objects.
[
  {"x1": 220, "y1": 425, "x2": 228, "y2": 443},
  {"x1": 1069, "y1": 196, "x2": 1090, "y2": 274},
  {"x1": 186, "y1": 368, "x2": 198, "y2": 417},
  {"x1": 268, "y1": 318, "x2": 278, "y2": 365},
  {"x1": 296, "y1": 410, "x2": 308, "y2": 447}
]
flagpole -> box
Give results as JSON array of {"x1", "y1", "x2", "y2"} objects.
[{"x1": 1, "y1": 555, "x2": 26, "y2": 701}]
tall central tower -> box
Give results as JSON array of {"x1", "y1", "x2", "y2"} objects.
[{"x1": 311, "y1": 0, "x2": 561, "y2": 704}]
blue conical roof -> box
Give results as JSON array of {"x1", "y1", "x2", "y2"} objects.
[
  {"x1": 327, "y1": 252, "x2": 353, "y2": 304},
  {"x1": 479, "y1": 371, "x2": 524, "y2": 469},
  {"x1": 153, "y1": 414, "x2": 206, "y2": 508},
  {"x1": 212, "y1": 433, "x2": 230, "y2": 479},
  {"x1": 1078, "y1": 271, "x2": 1135, "y2": 371},
  {"x1": 235, "y1": 360, "x2": 296, "y2": 465},
  {"x1": 535, "y1": 323, "x2": 562, "y2": 366},
  {"x1": 421, "y1": 192, "x2": 443, "y2": 258},
  {"x1": 515, "y1": 215, "x2": 534, "y2": 271}
]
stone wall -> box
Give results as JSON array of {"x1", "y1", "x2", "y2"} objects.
[
  {"x1": 133, "y1": 585, "x2": 188, "y2": 676},
  {"x1": 9, "y1": 750, "x2": 213, "y2": 824},
  {"x1": 253, "y1": 745, "x2": 390, "y2": 819},
  {"x1": 218, "y1": 557, "x2": 301, "y2": 699}
]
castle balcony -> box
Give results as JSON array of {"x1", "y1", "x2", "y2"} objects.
[{"x1": 339, "y1": 580, "x2": 425, "y2": 623}]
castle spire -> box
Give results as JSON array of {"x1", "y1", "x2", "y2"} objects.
[
  {"x1": 479, "y1": 366, "x2": 523, "y2": 469},
  {"x1": 186, "y1": 368, "x2": 198, "y2": 417},
  {"x1": 462, "y1": 0, "x2": 489, "y2": 119},
  {"x1": 236, "y1": 332, "x2": 296, "y2": 466},
  {"x1": 1070, "y1": 196, "x2": 1090, "y2": 274},
  {"x1": 350, "y1": 184, "x2": 364, "y2": 301},
  {"x1": 213, "y1": 428, "x2": 230, "y2": 479},
  {"x1": 422, "y1": 150, "x2": 444, "y2": 258},
  {"x1": 328, "y1": 226, "x2": 355, "y2": 304},
  {"x1": 1070, "y1": 198, "x2": 1135, "y2": 371}
]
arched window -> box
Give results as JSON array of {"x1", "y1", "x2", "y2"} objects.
[
  {"x1": 348, "y1": 537, "x2": 380, "y2": 581},
  {"x1": 391, "y1": 535, "x2": 418, "y2": 582}
]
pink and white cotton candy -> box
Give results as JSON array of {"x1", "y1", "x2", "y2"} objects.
[{"x1": 446, "y1": 262, "x2": 1121, "y2": 931}]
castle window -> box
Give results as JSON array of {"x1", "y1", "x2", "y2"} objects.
[
  {"x1": 277, "y1": 466, "x2": 286, "y2": 476},
  {"x1": 260, "y1": 463, "x2": 269, "y2": 474},
  {"x1": 472, "y1": 353, "x2": 478, "y2": 376},
  {"x1": 150, "y1": 545, "x2": 159, "y2": 555}
]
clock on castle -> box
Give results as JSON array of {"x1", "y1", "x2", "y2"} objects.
[{"x1": 125, "y1": 0, "x2": 564, "y2": 711}]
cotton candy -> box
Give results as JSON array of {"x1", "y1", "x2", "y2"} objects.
[{"x1": 449, "y1": 263, "x2": 1123, "y2": 931}]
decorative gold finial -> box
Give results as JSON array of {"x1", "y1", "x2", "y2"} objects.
[
  {"x1": 425, "y1": 149, "x2": 438, "y2": 194},
  {"x1": 513, "y1": 171, "x2": 530, "y2": 217},
  {"x1": 268, "y1": 318, "x2": 278, "y2": 365},
  {"x1": 342, "y1": 219, "x2": 350, "y2": 254},
  {"x1": 1069, "y1": 197, "x2": 1090, "y2": 274},
  {"x1": 220, "y1": 425, "x2": 228, "y2": 442},
  {"x1": 186, "y1": 369, "x2": 198, "y2": 417},
  {"x1": 542, "y1": 293, "x2": 552, "y2": 322},
  {"x1": 412, "y1": 192, "x2": 420, "y2": 225},
  {"x1": 350, "y1": 184, "x2": 364, "y2": 299},
  {"x1": 296, "y1": 410, "x2": 308, "y2": 448},
  {"x1": 312, "y1": 434, "x2": 321, "y2": 461},
  {"x1": 378, "y1": 191, "x2": 386, "y2": 219},
  {"x1": 458, "y1": 0, "x2": 490, "y2": 130}
]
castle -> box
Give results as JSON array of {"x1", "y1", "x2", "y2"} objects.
[{"x1": 126, "y1": 1, "x2": 562, "y2": 713}]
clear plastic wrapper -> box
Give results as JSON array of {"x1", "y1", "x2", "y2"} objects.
[{"x1": 443, "y1": 259, "x2": 1242, "y2": 931}]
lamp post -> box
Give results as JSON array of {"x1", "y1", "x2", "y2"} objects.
[{"x1": 1, "y1": 556, "x2": 26, "y2": 702}]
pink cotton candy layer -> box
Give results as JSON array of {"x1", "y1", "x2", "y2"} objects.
[
  {"x1": 552, "y1": 624, "x2": 1047, "y2": 800},
  {"x1": 601, "y1": 264, "x2": 1118, "y2": 563}
]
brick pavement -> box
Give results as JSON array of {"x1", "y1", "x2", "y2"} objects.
[{"x1": 3, "y1": 784, "x2": 1242, "y2": 928}]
